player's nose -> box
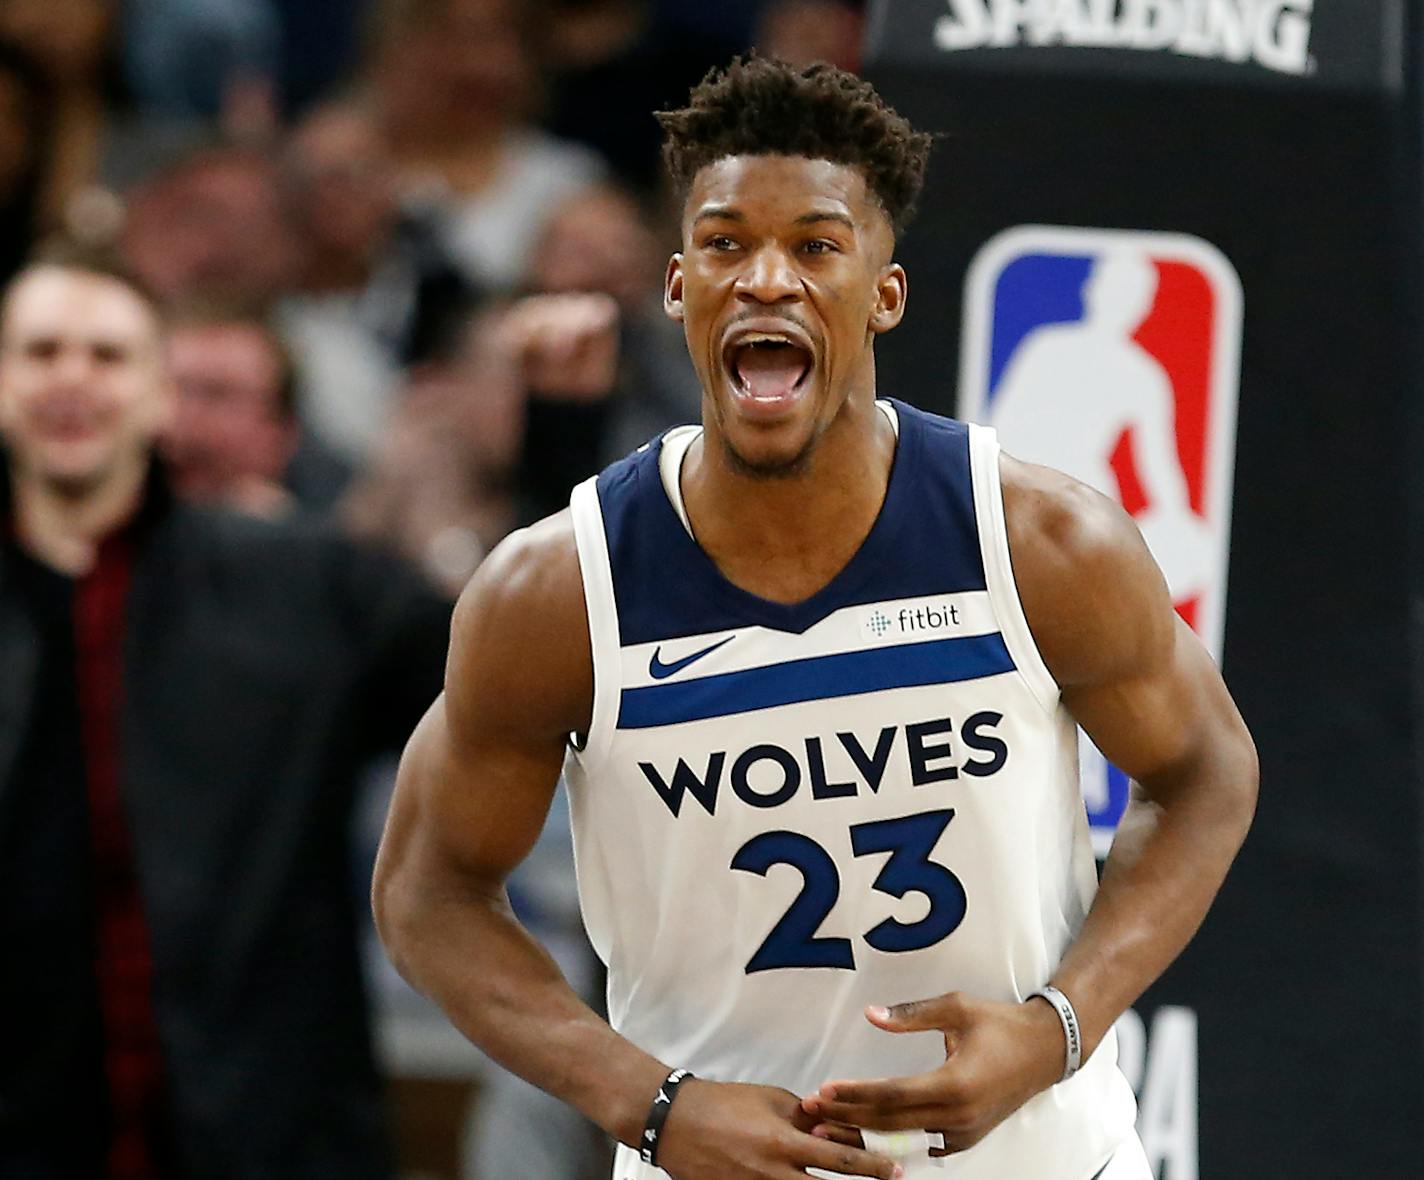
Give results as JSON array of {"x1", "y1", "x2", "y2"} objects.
[{"x1": 734, "y1": 244, "x2": 802, "y2": 304}]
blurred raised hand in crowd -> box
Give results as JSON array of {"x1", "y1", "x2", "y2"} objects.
[
  {"x1": 344, "y1": 290, "x2": 621, "y2": 596},
  {"x1": 528, "y1": 182, "x2": 701, "y2": 461}
]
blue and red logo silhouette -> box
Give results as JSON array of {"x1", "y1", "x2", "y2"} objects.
[{"x1": 960, "y1": 226, "x2": 1243, "y2": 851}]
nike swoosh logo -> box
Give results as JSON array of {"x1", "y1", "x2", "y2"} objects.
[{"x1": 648, "y1": 635, "x2": 735, "y2": 680}]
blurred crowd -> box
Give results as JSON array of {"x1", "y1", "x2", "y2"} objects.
[
  {"x1": 0, "y1": 1, "x2": 866, "y2": 1179},
  {"x1": 0, "y1": 0, "x2": 863, "y2": 590}
]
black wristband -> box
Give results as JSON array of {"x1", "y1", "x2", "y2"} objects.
[{"x1": 640, "y1": 1068, "x2": 694, "y2": 1167}]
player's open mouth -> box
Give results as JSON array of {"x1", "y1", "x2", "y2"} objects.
[{"x1": 723, "y1": 330, "x2": 814, "y2": 417}]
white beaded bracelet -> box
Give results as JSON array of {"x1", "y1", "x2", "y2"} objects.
[{"x1": 1028, "y1": 984, "x2": 1083, "y2": 1082}]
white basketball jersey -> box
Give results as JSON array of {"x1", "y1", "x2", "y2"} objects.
[{"x1": 564, "y1": 401, "x2": 1137, "y2": 1180}]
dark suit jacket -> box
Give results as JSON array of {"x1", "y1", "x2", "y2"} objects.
[{"x1": 0, "y1": 474, "x2": 450, "y2": 1179}]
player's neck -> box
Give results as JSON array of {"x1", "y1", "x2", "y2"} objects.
[{"x1": 681, "y1": 397, "x2": 896, "y2": 605}]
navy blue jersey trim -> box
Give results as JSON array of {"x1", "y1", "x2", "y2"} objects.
[
  {"x1": 617, "y1": 632, "x2": 1015, "y2": 729},
  {"x1": 595, "y1": 401, "x2": 987, "y2": 645}
]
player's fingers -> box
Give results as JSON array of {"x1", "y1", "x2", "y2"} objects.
[
  {"x1": 817, "y1": 1073, "x2": 944, "y2": 1109},
  {"x1": 867, "y1": 994, "x2": 967, "y2": 1033},
  {"x1": 794, "y1": 1130, "x2": 903, "y2": 1179},
  {"x1": 809, "y1": 1121, "x2": 864, "y2": 1148},
  {"x1": 808, "y1": 1100, "x2": 942, "y2": 1131}
]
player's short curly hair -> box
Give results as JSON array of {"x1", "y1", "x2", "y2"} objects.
[{"x1": 655, "y1": 57, "x2": 933, "y2": 236}]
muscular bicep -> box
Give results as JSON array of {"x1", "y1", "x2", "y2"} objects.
[
  {"x1": 1063, "y1": 615, "x2": 1242, "y2": 804},
  {"x1": 1004, "y1": 454, "x2": 1250, "y2": 806},
  {"x1": 385, "y1": 692, "x2": 566, "y2": 896}
]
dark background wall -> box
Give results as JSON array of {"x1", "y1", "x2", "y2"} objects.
[{"x1": 866, "y1": 2, "x2": 1424, "y2": 1174}]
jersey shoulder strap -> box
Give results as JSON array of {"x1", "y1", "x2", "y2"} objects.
[{"x1": 963, "y1": 419, "x2": 1060, "y2": 711}]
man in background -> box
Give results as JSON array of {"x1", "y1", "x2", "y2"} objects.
[
  {"x1": 163, "y1": 302, "x2": 351, "y2": 515},
  {"x1": 0, "y1": 246, "x2": 447, "y2": 1178}
]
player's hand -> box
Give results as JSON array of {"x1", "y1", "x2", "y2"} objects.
[
  {"x1": 799, "y1": 993, "x2": 1065, "y2": 1156},
  {"x1": 656, "y1": 1078, "x2": 904, "y2": 1179},
  {"x1": 495, "y1": 292, "x2": 620, "y2": 401}
]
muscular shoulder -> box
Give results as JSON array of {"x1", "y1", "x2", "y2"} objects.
[
  {"x1": 999, "y1": 453, "x2": 1175, "y2": 690},
  {"x1": 445, "y1": 509, "x2": 592, "y2": 747}
]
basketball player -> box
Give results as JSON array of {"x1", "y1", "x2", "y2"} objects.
[{"x1": 374, "y1": 59, "x2": 1257, "y2": 1180}]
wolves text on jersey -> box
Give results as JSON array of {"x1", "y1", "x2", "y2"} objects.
[{"x1": 637, "y1": 711, "x2": 1009, "y2": 818}]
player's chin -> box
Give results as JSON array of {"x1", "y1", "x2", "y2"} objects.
[
  {"x1": 719, "y1": 373, "x2": 824, "y2": 455},
  {"x1": 719, "y1": 418, "x2": 819, "y2": 479}
]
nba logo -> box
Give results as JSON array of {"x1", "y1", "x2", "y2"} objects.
[{"x1": 959, "y1": 226, "x2": 1243, "y2": 854}]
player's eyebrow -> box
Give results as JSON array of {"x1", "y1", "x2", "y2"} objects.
[
  {"x1": 794, "y1": 211, "x2": 855, "y2": 230},
  {"x1": 692, "y1": 206, "x2": 746, "y2": 226}
]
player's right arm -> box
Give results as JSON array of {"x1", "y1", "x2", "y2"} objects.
[{"x1": 372, "y1": 513, "x2": 900, "y2": 1180}]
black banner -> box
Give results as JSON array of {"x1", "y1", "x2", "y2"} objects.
[{"x1": 866, "y1": 0, "x2": 1404, "y2": 94}]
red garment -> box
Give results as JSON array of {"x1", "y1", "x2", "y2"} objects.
[{"x1": 73, "y1": 528, "x2": 165, "y2": 1180}]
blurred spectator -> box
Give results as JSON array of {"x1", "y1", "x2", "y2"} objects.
[
  {"x1": 0, "y1": 40, "x2": 52, "y2": 282},
  {"x1": 368, "y1": 0, "x2": 605, "y2": 290},
  {"x1": 121, "y1": 0, "x2": 369, "y2": 123},
  {"x1": 751, "y1": 0, "x2": 863, "y2": 70},
  {"x1": 120, "y1": 0, "x2": 280, "y2": 124},
  {"x1": 0, "y1": 246, "x2": 448, "y2": 1177},
  {"x1": 0, "y1": 0, "x2": 116, "y2": 231},
  {"x1": 343, "y1": 292, "x2": 619, "y2": 596},
  {"x1": 528, "y1": 183, "x2": 701, "y2": 460},
  {"x1": 342, "y1": 312, "x2": 520, "y2": 596},
  {"x1": 540, "y1": 0, "x2": 736, "y2": 193},
  {"x1": 278, "y1": 101, "x2": 479, "y2": 462},
  {"x1": 269, "y1": 0, "x2": 370, "y2": 116},
  {"x1": 648, "y1": 0, "x2": 771, "y2": 51},
  {"x1": 119, "y1": 142, "x2": 301, "y2": 307},
  {"x1": 162, "y1": 303, "x2": 352, "y2": 515}
]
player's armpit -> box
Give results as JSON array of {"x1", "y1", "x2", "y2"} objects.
[{"x1": 1002, "y1": 454, "x2": 1258, "y2": 1060}]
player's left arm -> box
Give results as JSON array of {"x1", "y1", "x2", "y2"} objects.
[
  {"x1": 803, "y1": 456, "x2": 1258, "y2": 1154},
  {"x1": 1012, "y1": 455, "x2": 1258, "y2": 1052}
]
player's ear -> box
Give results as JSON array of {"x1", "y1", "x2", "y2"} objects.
[
  {"x1": 870, "y1": 263, "x2": 907, "y2": 334},
  {"x1": 664, "y1": 254, "x2": 685, "y2": 323}
]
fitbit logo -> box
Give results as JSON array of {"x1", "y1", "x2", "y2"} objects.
[
  {"x1": 898, "y1": 602, "x2": 963, "y2": 632},
  {"x1": 934, "y1": 0, "x2": 1315, "y2": 77},
  {"x1": 861, "y1": 600, "x2": 964, "y2": 641}
]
